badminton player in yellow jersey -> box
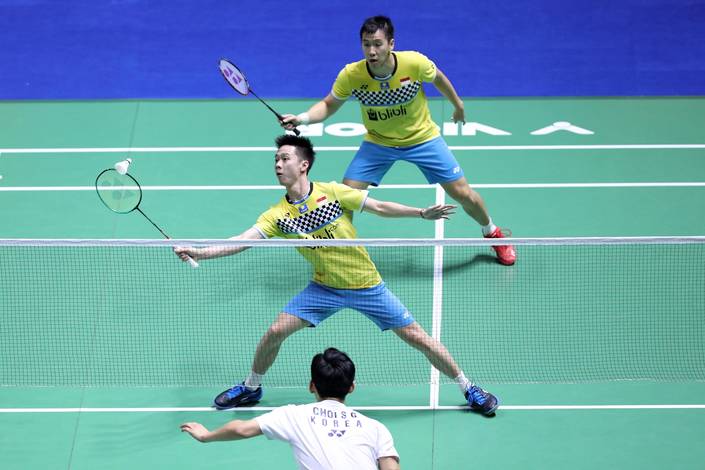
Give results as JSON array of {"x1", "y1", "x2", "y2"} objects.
[
  {"x1": 281, "y1": 15, "x2": 515, "y2": 265},
  {"x1": 175, "y1": 135, "x2": 499, "y2": 416}
]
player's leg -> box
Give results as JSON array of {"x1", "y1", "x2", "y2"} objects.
[
  {"x1": 442, "y1": 174, "x2": 517, "y2": 266},
  {"x1": 392, "y1": 321, "x2": 460, "y2": 377},
  {"x1": 393, "y1": 322, "x2": 499, "y2": 415},
  {"x1": 352, "y1": 283, "x2": 498, "y2": 415},
  {"x1": 251, "y1": 313, "x2": 310, "y2": 375},
  {"x1": 214, "y1": 282, "x2": 340, "y2": 409},
  {"x1": 342, "y1": 178, "x2": 370, "y2": 190},
  {"x1": 213, "y1": 313, "x2": 309, "y2": 409},
  {"x1": 342, "y1": 141, "x2": 397, "y2": 188},
  {"x1": 440, "y1": 176, "x2": 492, "y2": 226},
  {"x1": 404, "y1": 137, "x2": 516, "y2": 265}
]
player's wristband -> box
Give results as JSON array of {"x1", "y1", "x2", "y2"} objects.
[
  {"x1": 420, "y1": 209, "x2": 425, "y2": 219},
  {"x1": 297, "y1": 112, "x2": 310, "y2": 125}
]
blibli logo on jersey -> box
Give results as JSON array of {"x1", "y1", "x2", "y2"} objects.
[
  {"x1": 366, "y1": 104, "x2": 407, "y2": 121},
  {"x1": 298, "y1": 204, "x2": 309, "y2": 214},
  {"x1": 380, "y1": 81, "x2": 390, "y2": 90}
]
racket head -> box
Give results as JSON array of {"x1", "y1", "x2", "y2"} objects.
[
  {"x1": 219, "y1": 59, "x2": 250, "y2": 95},
  {"x1": 95, "y1": 169, "x2": 142, "y2": 214}
]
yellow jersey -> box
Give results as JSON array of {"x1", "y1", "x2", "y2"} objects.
[
  {"x1": 254, "y1": 182, "x2": 382, "y2": 289},
  {"x1": 331, "y1": 50, "x2": 440, "y2": 147}
]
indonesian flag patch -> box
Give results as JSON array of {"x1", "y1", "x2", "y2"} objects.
[{"x1": 400, "y1": 76, "x2": 411, "y2": 86}]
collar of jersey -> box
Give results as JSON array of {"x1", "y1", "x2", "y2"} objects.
[
  {"x1": 286, "y1": 182, "x2": 314, "y2": 205},
  {"x1": 366, "y1": 52, "x2": 398, "y2": 81}
]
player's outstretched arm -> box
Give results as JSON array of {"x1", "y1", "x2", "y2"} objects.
[
  {"x1": 174, "y1": 227, "x2": 264, "y2": 263},
  {"x1": 363, "y1": 197, "x2": 456, "y2": 220},
  {"x1": 280, "y1": 94, "x2": 345, "y2": 130},
  {"x1": 433, "y1": 69, "x2": 465, "y2": 124},
  {"x1": 180, "y1": 419, "x2": 262, "y2": 443}
]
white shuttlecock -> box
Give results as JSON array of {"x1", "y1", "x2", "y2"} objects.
[{"x1": 114, "y1": 158, "x2": 132, "y2": 175}]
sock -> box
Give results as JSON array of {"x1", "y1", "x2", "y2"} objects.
[
  {"x1": 455, "y1": 372, "x2": 471, "y2": 394},
  {"x1": 244, "y1": 371, "x2": 264, "y2": 390},
  {"x1": 481, "y1": 218, "x2": 497, "y2": 236}
]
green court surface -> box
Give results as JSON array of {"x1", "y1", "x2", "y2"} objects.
[{"x1": 1, "y1": 97, "x2": 704, "y2": 469}]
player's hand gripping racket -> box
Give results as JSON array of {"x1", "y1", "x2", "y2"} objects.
[
  {"x1": 218, "y1": 58, "x2": 300, "y2": 136},
  {"x1": 95, "y1": 165, "x2": 199, "y2": 268}
]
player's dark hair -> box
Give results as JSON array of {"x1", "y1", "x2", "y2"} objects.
[
  {"x1": 311, "y1": 348, "x2": 356, "y2": 400},
  {"x1": 360, "y1": 15, "x2": 394, "y2": 41},
  {"x1": 275, "y1": 134, "x2": 315, "y2": 174}
]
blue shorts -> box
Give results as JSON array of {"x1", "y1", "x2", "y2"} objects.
[
  {"x1": 283, "y1": 281, "x2": 415, "y2": 331},
  {"x1": 344, "y1": 137, "x2": 464, "y2": 186}
]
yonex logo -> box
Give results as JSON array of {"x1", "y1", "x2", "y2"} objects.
[{"x1": 224, "y1": 69, "x2": 241, "y2": 84}]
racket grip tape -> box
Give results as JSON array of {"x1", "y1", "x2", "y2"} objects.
[{"x1": 185, "y1": 255, "x2": 199, "y2": 268}]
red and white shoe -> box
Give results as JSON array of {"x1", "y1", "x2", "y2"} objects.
[{"x1": 484, "y1": 227, "x2": 516, "y2": 266}]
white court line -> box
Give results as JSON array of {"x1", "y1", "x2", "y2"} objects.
[
  {"x1": 1, "y1": 144, "x2": 705, "y2": 154},
  {"x1": 2, "y1": 182, "x2": 705, "y2": 192},
  {"x1": 428, "y1": 184, "x2": 446, "y2": 408},
  {"x1": 1, "y1": 404, "x2": 704, "y2": 413}
]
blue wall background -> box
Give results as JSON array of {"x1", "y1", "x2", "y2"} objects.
[{"x1": 1, "y1": 0, "x2": 704, "y2": 99}]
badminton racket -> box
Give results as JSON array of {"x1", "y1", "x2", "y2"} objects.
[
  {"x1": 218, "y1": 58, "x2": 301, "y2": 136},
  {"x1": 95, "y1": 168, "x2": 199, "y2": 268}
]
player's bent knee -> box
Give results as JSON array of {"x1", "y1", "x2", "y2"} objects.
[
  {"x1": 394, "y1": 323, "x2": 431, "y2": 347},
  {"x1": 266, "y1": 314, "x2": 306, "y2": 340}
]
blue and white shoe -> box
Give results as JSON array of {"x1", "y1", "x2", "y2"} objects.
[
  {"x1": 213, "y1": 383, "x2": 263, "y2": 409},
  {"x1": 465, "y1": 384, "x2": 499, "y2": 415}
]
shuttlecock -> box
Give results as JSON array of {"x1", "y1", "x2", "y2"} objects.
[{"x1": 114, "y1": 158, "x2": 132, "y2": 175}]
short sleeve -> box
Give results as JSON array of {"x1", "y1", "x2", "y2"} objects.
[
  {"x1": 254, "y1": 210, "x2": 281, "y2": 238},
  {"x1": 255, "y1": 406, "x2": 294, "y2": 442},
  {"x1": 332, "y1": 183, "x2": 368, "y2": 211},
  {"x1": 375, "y1": 423, "x2": 399, "y2": 460},
  {"x1": 416, "y1": 52, "x2": 437, "y2": 83},
  {"x1": 331, "y1": 66, "x2": 352, "y2": 101}
]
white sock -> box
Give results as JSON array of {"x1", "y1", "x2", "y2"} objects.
[
  {"x1": 455, "y1": 372, "x2": 471, "y2": 394},
  {"x1": 244, "y1": 371, "x2": 264, "y2": 390},
  {"x1": 481, "y1": 218, "x2": 497, "y2": 236}
]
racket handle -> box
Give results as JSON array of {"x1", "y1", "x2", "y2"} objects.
[
  {"x1": 185, "y1": 255, "x2": 199, "y2": 268},
  {"x1": 276, "y1": 114, "x2": 301, "y2": 136}
]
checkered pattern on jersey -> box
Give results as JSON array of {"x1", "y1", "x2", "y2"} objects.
[
  {"x1": 351, "y1": 81, "x2": 421, "y2": 107},
  {"x1": 276, "y1": 201, "x2": 343, "y2": 234}
]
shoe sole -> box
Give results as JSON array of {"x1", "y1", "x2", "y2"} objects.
[
  {"x1": 213, "y1": 399, "x2": 260, "y2": 410},
  {"x1": 472, "y1": 402, "x2": 499, "y2": 416},
  {"x1": 213, "y1": 394, "x2": 262, "y2": 410}
]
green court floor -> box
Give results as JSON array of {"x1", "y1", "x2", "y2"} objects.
[{"x1": 1, "y1": 97, "x2": 704, "y2": 469}]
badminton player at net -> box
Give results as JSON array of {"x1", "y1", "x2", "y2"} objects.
[
  {"x1": 280, "y1": 15, "x2": 515, "y2": 266},
  {"x1": 175, "y1": 135, "x2": 498, "y2": 416},
  {"x1": 181, "y1": 348, "x2": 401, "y2": 470}
]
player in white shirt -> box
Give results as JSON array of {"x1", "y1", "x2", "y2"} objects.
[{"x1": 180, "y1": 348, "x2": 401, "y2": 470}]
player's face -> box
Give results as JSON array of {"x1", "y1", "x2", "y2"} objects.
[
  {"x1": 274, "y1": 145, "x2": 307, "y2": 185},
  {"x1": 362, "y1": 30, "x2": 394, "y2": 73}
]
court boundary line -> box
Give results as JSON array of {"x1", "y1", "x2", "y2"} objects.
[
  {"x1": 1, "y1": 144, "x2": 705, "y2": 154},
  {"x1": 428, "y1": 185, "x2": 446, "y2": 408},
  {"x1": 3, "y1": 182, "x2": 705, "y2": 192},
  {"x1": 2, "y1": 404, "x2": 704, "y2": 413}
]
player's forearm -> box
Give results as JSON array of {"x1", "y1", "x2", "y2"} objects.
[
  {"x1": 433, "y1": 70, "x2": 464, "y2": 110},
  {"x1": 195, "y1": 244, "x2": 249, "y2": 259},
  {"x1": 202, "y1": 421, "x2": 255, "y2": 442},
  {"x1": 366, "y1": 201, "x2": 425, "y2": 218},
  {"x1": 302, "y1": 95, "x2": 344, "y2": 124},
  {"x1": 305, "y1": 100, "x2": 333, "y2": 123}
]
